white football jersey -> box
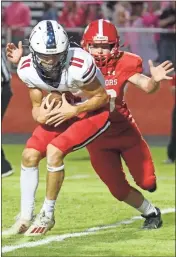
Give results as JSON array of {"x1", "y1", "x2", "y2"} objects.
[{"x1": 17, "y1": 47, "x2": 105, "y2": 99}]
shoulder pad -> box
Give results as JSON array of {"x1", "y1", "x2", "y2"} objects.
[
  {"x1": 122, "y1": 52, "x2": 143, "y2": 73},
  {"x1": 17, "y1": 55, "x2": 36, "y2": 88},
  {"x1": 69, "y1": 48, "x2": 97, "y2": 87}
]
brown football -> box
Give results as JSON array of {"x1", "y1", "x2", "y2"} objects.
[{"x1": 47, "y1": 91, "x2": 62, "y2": 107}]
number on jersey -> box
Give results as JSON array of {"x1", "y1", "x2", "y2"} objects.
[{"x1": 106, "y1": 89, "x2": 117, "y2": 112}]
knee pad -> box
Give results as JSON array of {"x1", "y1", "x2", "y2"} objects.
[{"x1": 47, "y1": 164, "x2": 65, "y2": 172}]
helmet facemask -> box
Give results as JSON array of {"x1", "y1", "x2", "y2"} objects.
[
  {"x1": 87, "y1": 41, "x2": 119, "y2": 75},
  {"x1": 88, "y1": 42, "x2": 118, "y2": 67},
  {"x1": 31, "y1": 46, "x2": 68, "y2": 86}
]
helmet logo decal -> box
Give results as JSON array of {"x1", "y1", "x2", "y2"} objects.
[
  {"x1": 93, "y1": 35, "x2": 108, "y2": 41},
  {"x1": 46, "y1": 21, "x2": 56, "y2": 49}
]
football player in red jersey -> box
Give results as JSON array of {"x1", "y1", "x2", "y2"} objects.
[{"x1": 82, "y1": 19, "x2": 174, "y2": 229}]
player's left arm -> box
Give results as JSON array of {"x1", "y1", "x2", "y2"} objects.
[
  {"x1": 73, "y1": 76, "x2": 109, "y2": 114},
  {"x1": 128, "y1": 60, "x2": 174, "y2": 94}
]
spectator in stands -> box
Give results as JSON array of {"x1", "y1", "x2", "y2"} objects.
[
  {"x1": 3, "y1": 1, "x2": 31, "y2": 46},
  {"x1": 102, "y1": 1, "x2": 117, "y2": 21},
  {"x1": 41, "y1": 2, "x2": 58, "y2": 21},
  {"x1": 142, "y1": 2, "x2": 162, "y2": 62},
  {"x1": 127, "y1": 1, "x2": 158, "y2": 74},
  {"x1": 158, "y1": 1, "x2": 176, "y2": 68},
  {"x1": 161, "y1": 1, "x2": 171, "y2": 9},
  {"x1": 59, "y1": 2, "x2": 86, "y2": 28},
  {"x1": 112, "y1": 2, "x2": 130, "y2": 51},
  {"x1": 84, "y1": 2, "x2": 104, "y2": 26}
]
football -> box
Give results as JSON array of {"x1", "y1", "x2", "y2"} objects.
[{"x1": 46, "y1": 91, "x2": 62, "y2": 108}]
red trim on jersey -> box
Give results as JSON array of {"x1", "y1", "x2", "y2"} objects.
[
  {"x1": 69, "y1": 62, "x2": 83, "y2": 68},
  {"x1": 20, "y1": 63, "x2": 30, "y2": 70},
  {"x1": 21, "y1": 59, "x2": 31, "y2": 66},
  {"x1": 71, "y1": 57, "x2": 84, "y2": 63}
]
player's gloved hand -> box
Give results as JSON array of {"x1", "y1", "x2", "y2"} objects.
[
  {"x1": 6, "y1": 41, "x2": 23, "y2": 64},
  {"x1": 149, "y1": 60, "x2": 174, "y2": 82},
  {"x1": 37, "y1": 94, "x2": 58, "y2": 124},
  {"x1": 45, "y1": 93, "x2": 78, "y2": 127}
]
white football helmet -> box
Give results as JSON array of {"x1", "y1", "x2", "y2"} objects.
[{"x1": 29, "y1": 20, "x2": 69, "y2": 85}]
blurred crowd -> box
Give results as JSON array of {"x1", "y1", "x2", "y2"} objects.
[{"x1": 2, "y1": 1, "x2": 176, "y2": 73}]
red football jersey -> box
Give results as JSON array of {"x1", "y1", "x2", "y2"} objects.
[{"x1": 104, "y1": 51, "x2": 143, "y2": 129}]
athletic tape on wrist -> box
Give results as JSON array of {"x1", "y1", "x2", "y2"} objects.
[{"x1": 47, "y1": 164, "x2": 65, "y2": 172}]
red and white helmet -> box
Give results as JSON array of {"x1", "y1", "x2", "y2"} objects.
[{"x1": 81, "y1": 19, "x2": 120, "y2": 73}]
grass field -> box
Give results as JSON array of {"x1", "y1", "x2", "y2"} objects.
[{"x1": 2, "y1": 144, "x2": 175, "y2": 257}]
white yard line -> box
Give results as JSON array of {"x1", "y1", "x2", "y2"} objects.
[
  {"x1": 2, "y1": 208, "x2": 175, "y2": 254},
  {"x1": 65, "y1": 174, "x2": 90, "y2": 180}
]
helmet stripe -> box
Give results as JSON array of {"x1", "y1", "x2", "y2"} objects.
[
  {"x1": 46, "y1": 21, "x2": 56, "y2": 49},
  {"x1": 98, "y1": 19, "x2": 103, "y2": 36}
]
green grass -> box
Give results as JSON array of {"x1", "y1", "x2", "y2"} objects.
[{"x1": 2, "y1": 145, "x2": 175, "y2": 257}]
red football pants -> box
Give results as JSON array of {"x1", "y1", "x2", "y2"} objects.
[
  {"x1": 26, "y1": 108, "x2": 110, "y2": 156},
  {"x1": 87, "y1": 124, "x2": 156, "y2": 201}
]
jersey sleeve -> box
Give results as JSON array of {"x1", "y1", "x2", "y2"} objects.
[
  {"x1": 17, "y1": 55, "x2": 36, "y2": 88},
  {"x1": 123, "y1": 54, "x2": 143, "y2": 81},
  {"x1": 70, "y1": 50, "x2": 98, "y2": 88}
]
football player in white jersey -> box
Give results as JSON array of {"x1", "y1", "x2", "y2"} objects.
[{"x1": 3, "y1": 20, "x2": 109, "y2": 236}]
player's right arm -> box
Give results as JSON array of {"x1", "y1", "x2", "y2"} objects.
[{"x1": 29, "y1": 88, "x2": 56, "y2": 124}]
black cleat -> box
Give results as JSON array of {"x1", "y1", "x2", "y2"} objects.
[
  {"x1": 141, "y1": 207, "x2": 163, "y2": 229},
  {"x1": 1, "y1": 169, "x2": 13, "y2": 178}
]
